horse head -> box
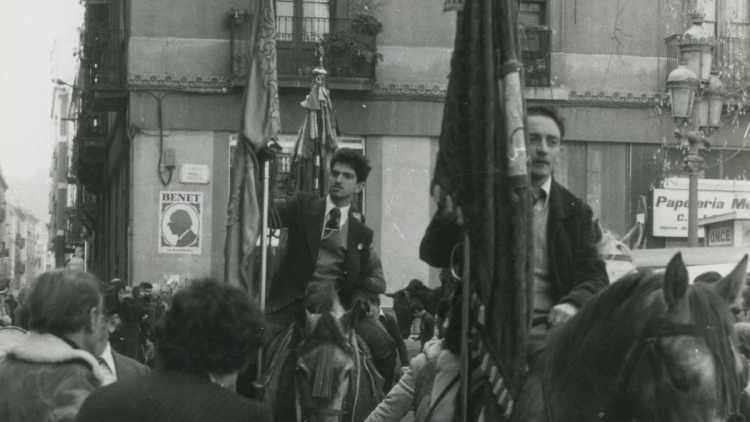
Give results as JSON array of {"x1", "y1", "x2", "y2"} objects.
[
  {"x1": 295, "y1": 281, "x2": 368, "y2": 422},
  {"x1": 539, "y1": 253, "x2": 749, "y2": 422}
]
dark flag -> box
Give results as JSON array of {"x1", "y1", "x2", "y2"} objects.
[
  {"x1": 434, "y1": 0, "x2": 532, "y2": 416},
  {"x1": 225, "y1": 0, "x2": 280, "y2": 295}
]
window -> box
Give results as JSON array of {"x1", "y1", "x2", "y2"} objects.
[
  {"x1": 276, "y1": 0, "x2": 331, "y2": 43},
  {"x1": 519, "y1": 0, "x2": 546, "y2": 27},
  {"x1": 696, "y1": 0, "x2": 749, "y2": 37}
]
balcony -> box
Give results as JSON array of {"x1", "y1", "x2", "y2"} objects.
[
  {"x1": 666, "y1": 35, "x2": 750, "y2": 96},
  {"x1": 73, "y1": 112, "x2": 109, "y2": 190},
  {"x1": 229, "y1": 15, "x2": 378, "y2": 91},
  {"x1": 80, "y1": 24, "x2": 126, "y2": 110},
  {"x1": 521, "y1": 26, "x2": 551, "y2": 88}
]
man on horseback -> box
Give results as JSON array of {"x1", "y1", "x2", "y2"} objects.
[{"x1": 264, "y1": 148, "x2": 386, "y2": 344}]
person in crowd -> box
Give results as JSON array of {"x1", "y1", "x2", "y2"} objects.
[
  {"x1": 0, "y1": 289, "x2": 12, "y2": 326},
  {"x1": 13, "y1": 285, "x2": 30, "y2": 330},
  {"x1": 364, "y1": 288, "x2": 466, "y2": 422},
  {"x1": 110, "y1": 282, "x2": 148, "y2": 363},
  {"x1": 419, "y1": 105, "x2": 609, "y2": 411},
  {"x1": 264, "y1": 148, "x2": 382, "y2": 340},
  {"x1": 6, "y1": 292, "x2": 18, "y2": 325},
  {"x1": 97, "y1": 280, "x2": 149, "y2": 386},
  {"x1": 372, "y1": 293, "x2": 410, "y2": 388},
  {"x1": 413, "y1": 300, "x2": 436, "y2": 351},
  {"x1": 733, "y1": 322, "x2": 750, "y2": 420},
  {"x1": 0, "y1": 270, "x2": 109, "y2": 422},
  {"x1": 75, "y1": 279, "x2": 271, "y2": 422},
  {"x1": 435, "y1": 298, "x2": 451, "y2": 340},
  {"x1": 150, "y1": 284, "x2": 172, "y2": 325}
]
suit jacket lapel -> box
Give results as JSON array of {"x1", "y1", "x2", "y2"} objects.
[
  {"x1": 304, "y1": 197, "x2": 327, "y2": 259},
  {"x1": 346, "y1": 212, "x2": 364, "y2": 284}
]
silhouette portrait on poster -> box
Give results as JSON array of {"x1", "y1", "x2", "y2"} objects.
[{"x1": 159, "y1": 191, "x2": 202, "y2": 254}]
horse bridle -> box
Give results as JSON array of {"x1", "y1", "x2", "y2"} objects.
[
  {"x1": 606, "y1": 315, "x2": 744, "y2": 422},
  {"x1": 294, "y1": 331, "x2": 362, "y2": 422}
]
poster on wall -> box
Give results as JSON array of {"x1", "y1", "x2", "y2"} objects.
[{"x1": 159, "y1": 191, "x2": 202, "y2": 254}]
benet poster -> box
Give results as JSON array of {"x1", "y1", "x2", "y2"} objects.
[{"x1": 159, "y1": 191, "x2": 202, "y2": 254}]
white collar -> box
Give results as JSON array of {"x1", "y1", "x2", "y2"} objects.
[
  {"x1": 324, "y1": 196, "x2": 350, "y2": 229},
  {"x1": 537, "y1": 177, "x2": 552, "y2": 209},
  {"x1": 100, "y1": 342, "x2": 118, "y2": 378},
  {"x1": 378, "y1": 308, "x2": 385, "y2": 318}
]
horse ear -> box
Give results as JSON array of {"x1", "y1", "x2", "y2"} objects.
[
  {"x1": 593, "y1": 218, "x2": 603, "y2": 244},
  {"x1": 663, "y1": 252, "x2": 689, "y2": 309},
  {"x1": 340, "y1": 300, "x2": 368, "y2": 332},
  {"x1": 384, "y1": 292, "x2": 395, "y2": 298},
  {"x1": 711, "y1": 255, "x2": 748, "y2": 305}
]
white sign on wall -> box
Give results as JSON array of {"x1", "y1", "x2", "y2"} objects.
[
  {"x1": 159, "y1": 191, "x2": 202, "y2": 254},
  {"x1": 179, "y1": 164, "x2": 210, "y2": 184},
  {"x1": 653, "y1": 189, "x2": 750, "y2": 237}
]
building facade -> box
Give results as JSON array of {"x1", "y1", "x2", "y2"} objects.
[{"x1": 71, "y1": 0, "x2": 749, "y2": 293}]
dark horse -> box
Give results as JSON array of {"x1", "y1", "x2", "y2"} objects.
[
  {"x1": 386, "y1": 279, "x2": 444, "y2": 339},
  {"x1": 256, "y1": 281, "x2": 383, "y2": 422},
  {"x1": 512, "y1": 253, "x2": 749, "y2": 422}
]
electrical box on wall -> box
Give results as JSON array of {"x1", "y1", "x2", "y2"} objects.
[{"x1": 163, "y1": 148, "x2": 176, "y2": 168}]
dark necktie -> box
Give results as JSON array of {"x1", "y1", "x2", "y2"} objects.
[
  {"x1": 324, "y1": 207, "x2": 341, "y2": 238},
  {"x1": 532, "y1": 188, "x2": 546, "y2": 214}
]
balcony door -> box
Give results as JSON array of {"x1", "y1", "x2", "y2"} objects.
[{"x1": 276, "y1": 0, "x2": 335, "y2": 75}]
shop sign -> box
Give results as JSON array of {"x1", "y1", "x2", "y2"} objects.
[
  {"x1": 159, "y1": 191, "x2": 202, "y2": 254},
  {"x1": 652, "y1": 189, "x2": 750, "y2": 237},
  {"x1": 706, "y1": 221, "x2": 733, "y2": 246}
]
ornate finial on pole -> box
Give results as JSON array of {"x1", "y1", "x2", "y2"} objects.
[{"x1": 313, "y1": 39, "x2": 328, "y2": 84}]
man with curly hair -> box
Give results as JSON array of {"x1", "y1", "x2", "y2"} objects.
[{"x1": 75, "y1": 280, "x2": 271, "y2": 422}]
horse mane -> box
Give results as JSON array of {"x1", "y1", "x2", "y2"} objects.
[
  {"x1": 304, "y1": 280, "x2": 342, "y2": 315},
  {"x1": 300, "y1": 312, "x2": 351, "y2": 355},
  {"x1": 547, "y1": 270, "x2": 741, "y2": 413}
]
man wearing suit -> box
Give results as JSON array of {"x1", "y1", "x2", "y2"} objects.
[
  {"x1": 99, "y1": 280, "x2": 149, "y2": 384},
  {"x1": 265, "y1": 148, "x2": 384, "y2": 338}
]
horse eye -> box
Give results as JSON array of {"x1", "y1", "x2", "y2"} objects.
[{"x1": 669, "y1": 374, "x2": 691, "y2": 392}]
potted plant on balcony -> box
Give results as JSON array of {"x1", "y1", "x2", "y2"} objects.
[
  {"x1": 351, "y1": 12, "x2": 383, "y2": 37},
  {"x1": 321, "y1": 29, "x2": 357, "y2": 76}
]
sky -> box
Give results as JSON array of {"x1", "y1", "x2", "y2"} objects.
[{"x1": 0, "y1": 0, "x2": 84, "y2": 219}]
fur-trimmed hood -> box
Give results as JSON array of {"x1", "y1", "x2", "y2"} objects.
[{"x1": 6, "y1": 331, "x2": 104, "y2": 384}]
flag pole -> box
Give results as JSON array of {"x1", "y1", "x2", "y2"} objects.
[{"x1": 258, "y1": 160, "x2": 270, "y2": 374}]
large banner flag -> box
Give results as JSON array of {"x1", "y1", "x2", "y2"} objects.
[
  {"x1": 434, "y1": 0, "x2": 531, "y2": 417},
  {"x1": 225, "y1": 0, "x2": 280, "y2": 295}
]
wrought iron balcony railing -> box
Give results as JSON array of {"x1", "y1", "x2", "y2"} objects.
[
  {"x1": 275, "y1": 16, "x2": 378, "y2": 79},
  {"x1": 81, "y1": 26, "x2": 126, "y2": 89},
  {"x1": 521, "y1": 26, "x2": 552, "y2": 88},
  {"x1": 666, "y1": 35, "x2": 750, "y2": 94}
]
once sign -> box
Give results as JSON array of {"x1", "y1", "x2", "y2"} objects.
[{"x1": 652, "y1": 189, "x2": 750, "y2": 237}]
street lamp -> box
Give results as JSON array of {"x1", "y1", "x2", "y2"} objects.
[{"x1": 666, "y1": 10, "x2": 724, "y2": 247}]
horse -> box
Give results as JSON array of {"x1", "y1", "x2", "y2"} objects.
[
  {"x1": 256, "y1": 281, "x2": 383, "y2": 422},
  {"x1": 511, "y1": 253, "x2": 749, "y2": 422}
]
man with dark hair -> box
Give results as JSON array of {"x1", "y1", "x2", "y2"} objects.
[
  {"x1": 265, "y1": 148, "x2": 381, "y2": 339},
  {"x1": 412, "y1": 299, "x2": 435, "y2": 350},
  {"x1": 97, "y1": 281, "x2": 149, "y2": 386},
  {"x1": 76, "y1": 280, "x2": 271, "y2": 422},
  {"x1": 0, "y1": 270, "x2": 109, "y2": 422}
]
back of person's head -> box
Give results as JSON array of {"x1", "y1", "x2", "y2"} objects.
[
  {"x1": 155, "y1": 279, "x2": 265, "y2": 375},
  {"x1": 103, "y1": 279, "x2": 127, "y2": 316},
  {"x1": 140, "y1": 282, "x2": 153, "y2": 290},
  {"x1": 27, "y1": 270, "x2": 102, "y2": 335},
  {"x1": 527, "y1": 105, "x2": 566, "y2": 139},
  {"x1": 331, "y1": 148, "x2": 372, "y2": 183},
  {"x1": 694, "y1": 271, "x2": 722, "y2": 285}
]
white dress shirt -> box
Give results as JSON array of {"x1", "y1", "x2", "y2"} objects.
[{"x1": 98, "y1": 342, "x2": 118, "y2": 386}]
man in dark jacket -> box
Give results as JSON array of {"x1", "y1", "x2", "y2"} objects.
[{"x1": 265, "y1": 149, "x2": 382, "y2": 339}]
